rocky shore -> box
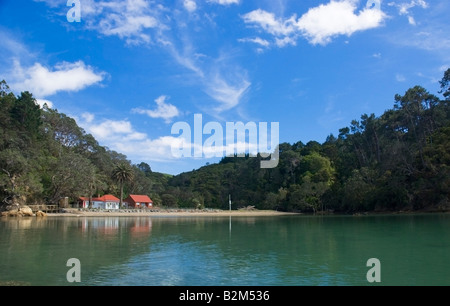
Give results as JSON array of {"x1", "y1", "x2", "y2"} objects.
[{"x1": 0, "y1": 204, "x2": 48, "y2": 217}]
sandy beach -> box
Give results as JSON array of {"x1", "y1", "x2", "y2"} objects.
[{"x1": 47, "y1": 209, "x2": 297, "y2": 218}]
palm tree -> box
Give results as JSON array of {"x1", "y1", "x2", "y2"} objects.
[{"x1": 111, "y1": 162, "x2": 134, "y2": 208}]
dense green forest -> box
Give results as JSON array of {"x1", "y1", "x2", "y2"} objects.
[
  {"x1": 0, "y1": 80, "x2": 168, "y2": 208},
  {"x1": 1, "y1": 69, "x2": 449, "y2": 213},
  {"x1": 168, "y1": 69, "x2": 450, "y2": 213}
]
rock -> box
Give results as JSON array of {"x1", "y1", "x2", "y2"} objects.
[
  {"x1": 10, "y1": 210, "x2": 19, "y2": 217},
  {"x1": 19, "y1": 206, "x2": 33, "y2": 217},
  {"x1": 36, "y1": 211, "x2": 47, "y2": 217},
  {"x1": 2, "y1": 205, "x2": 34, "y2": 217}
]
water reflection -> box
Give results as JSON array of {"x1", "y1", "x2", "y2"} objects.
[
  {"x1": 1, "y1": 215, "x2": 449, "y2": 286},
  {"x1": 79, "y1": 217, "x2": 152, "y2": 239},
  {"x1": 0, "y1": 217, "x2": 154, "y2": 286}
]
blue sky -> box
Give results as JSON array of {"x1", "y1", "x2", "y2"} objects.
[{"x1": 0, "y1": 0, "x2": 449, "y2": 175}]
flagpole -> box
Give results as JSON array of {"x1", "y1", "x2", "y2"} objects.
[{"x1": 229, "y1": 194, "x2": 232, "y2": 236}]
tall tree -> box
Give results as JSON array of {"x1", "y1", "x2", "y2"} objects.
[
  {"x1": 46, "y1": 151, "x2": 93, "y2": 204},
  {"x1": 137, "y1": 162, "x2": 152, "y2": 176},
  {"x1": 439, "y1": 68, "x2": 450, "y2": 100},
  {"x1": 11, "y1": 91, "x2": 41, "y2": 139},
  {"x1": 111, "y1": 162, "x2": 134, "y2": 208}
]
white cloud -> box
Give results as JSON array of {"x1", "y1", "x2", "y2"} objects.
[
  {"x1": 164, "y1": 39, "x2": 251, "y2": 113},
  {"x1": 184, "y1": 0, "x2": 197, "y2": 12},
  {"x1": 238, "y1": 37, "x2": 270, "y2": 47},
  {"x1": 37, "y1": 0, "x2": 166, "y2": 45},
  {"x1": 206, "y1": 74, "x2": 251, "y2": 112},
  {"x1": 89, "y1": 120, "x2": 135, "y2": 139},
  {"x1": 78, "y1": 116, "x2": 184, "y2": 162},
  {"x1": 407, "y1": 16, "x2": 416, "y2": 25},
  {"x1": 10, "y1": 60, "x2": 105, "y2": 97},
  {"x1": 242, "y1": 9, "x2": 298, "y2": 37},
  {"x1": 397, "y1": 0, "x2": 428, "y2": 15},
  {"x1": 75, "y1": 0, "x2": 161, "y2": 45},
  {"x1": 82, "y1": 112, "x2": 95, "y2": 123},
  {"x1": 35, "y1": 99, "x2": 53, "y2": 109},
  {"x1": 132, "y1": 95, "x2": 180, "y2": 123},
  {"x1": 98, "y1": 15, "x2": 156, "y2": 44},
  {"x1": 275, "y1": 36, "x2": 297, "y2": 48},
  {"x1": 389, "y1": 0, "x2": 428, "y2": 26},
  {"x1": 88, "y1": 119, "x2": 148, "y2": 142},
  {"x1": 241, "y1": 1, "x2": 386, "y2": 47},
  {"x1": 296, "y1": 0, "x2": 386, "y2": 45},
  {"x1": 208, "y1": 0, "x2": 240, "y2": 5},
  {"x1": 36, "y1": 0, "x2": 250, "y2": 113},
  {"x1": 373, "y1": 52, "x2": 382, "y2": 58},
  {"x1": 114, "y1": 136, "x2": 188, "y2": 162}
]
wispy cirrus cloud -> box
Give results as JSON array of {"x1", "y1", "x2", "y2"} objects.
[
  {"x1": 238, "y1": 37, "x2": 270, "y2": 47},
  {"x1": 388, "y1": 0, "x2": 428, "y2": 25},
  {"x1": 157, "y1": 8, "x2": 251, "y2": 114},
  {"x1": 238, "y1": 37, "x2": 270, "y2": 53},
  {"x1": 36, "y1": 0, "x2": 250, "y2": 114},
  {"x1": 206, "y1": 72, "x2": 251, "y2": 112},
  {"x1": 0, "y1": 30, "x2": 34, "y2": 60},
  {"x1": 208, "y1": 0, "x2": 240, "y2": 5},
  {"x1": 167, "y1": 43, "x2": 251, "y2": 113}
]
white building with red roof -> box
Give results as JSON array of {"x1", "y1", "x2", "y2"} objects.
[{"x1": 78, "y1": 194, "x2": 121, "y2": 210}]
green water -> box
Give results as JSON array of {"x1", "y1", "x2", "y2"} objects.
[{"x1": 0, "y1": 214, "x2": 449, "y2": 286}]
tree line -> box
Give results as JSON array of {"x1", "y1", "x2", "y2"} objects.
[
  {"x1": 167, "y1": 69, "x2": 450, "y2": 213},
  {"x1": 0, "y1": 80, "x2": 168, "y2": 209},
  {"x1": 1, "y1": 69, "x2": 449, "y2": 213}
]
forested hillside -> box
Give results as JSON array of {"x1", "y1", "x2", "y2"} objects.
[
  {"x1": 168, "y1": 69, "x2": 450, "y2": 213},
  {"x1": 1, "y1": 69, "x2": 449, "y2": 213},
  {"x1": 0, "y1": 80, "x2": 168, "y2": 208}
]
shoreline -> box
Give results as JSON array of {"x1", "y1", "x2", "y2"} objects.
[
  {"x1": 46, "y1": 209, "x2": 299, "y2": 218},
  {"x1": 43, "y1": 209, "x2": 450, "y2": 218},
  {"x1": 3, "y1": 207, "x2": 449, "y2": 218}
]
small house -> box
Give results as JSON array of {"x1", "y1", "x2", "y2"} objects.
[
  {"x1": 78, "y1": 195, "x2": 121, "y2": 210},
  {"x1": 124, "y1": 195, "x2": 153, "y2": 208}
]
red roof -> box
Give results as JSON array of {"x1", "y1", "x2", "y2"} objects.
[
  {"x1": 98, "y1": 195, "x2": 120, "y2": 202},
  {"x1": 127, "y1": 195, "x2": 153, "y2": 203},
  {"x1": 78, "y1": 195, "x2": 120, "y2": 202}
]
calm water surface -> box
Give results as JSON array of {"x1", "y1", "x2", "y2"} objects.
[{"x1": 0, "y1": 214, "x2": 449, "y2": 286}]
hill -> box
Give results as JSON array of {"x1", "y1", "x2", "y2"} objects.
[
  {"x1": 1, "y1": 69, "x2": 449, "y2": 213},
  {"x1": 0, "y1": 80, "x2": 168, "y2": 208},
  {"x1": 166, "y1": 69, "x2": 450, "y2": 213}
]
